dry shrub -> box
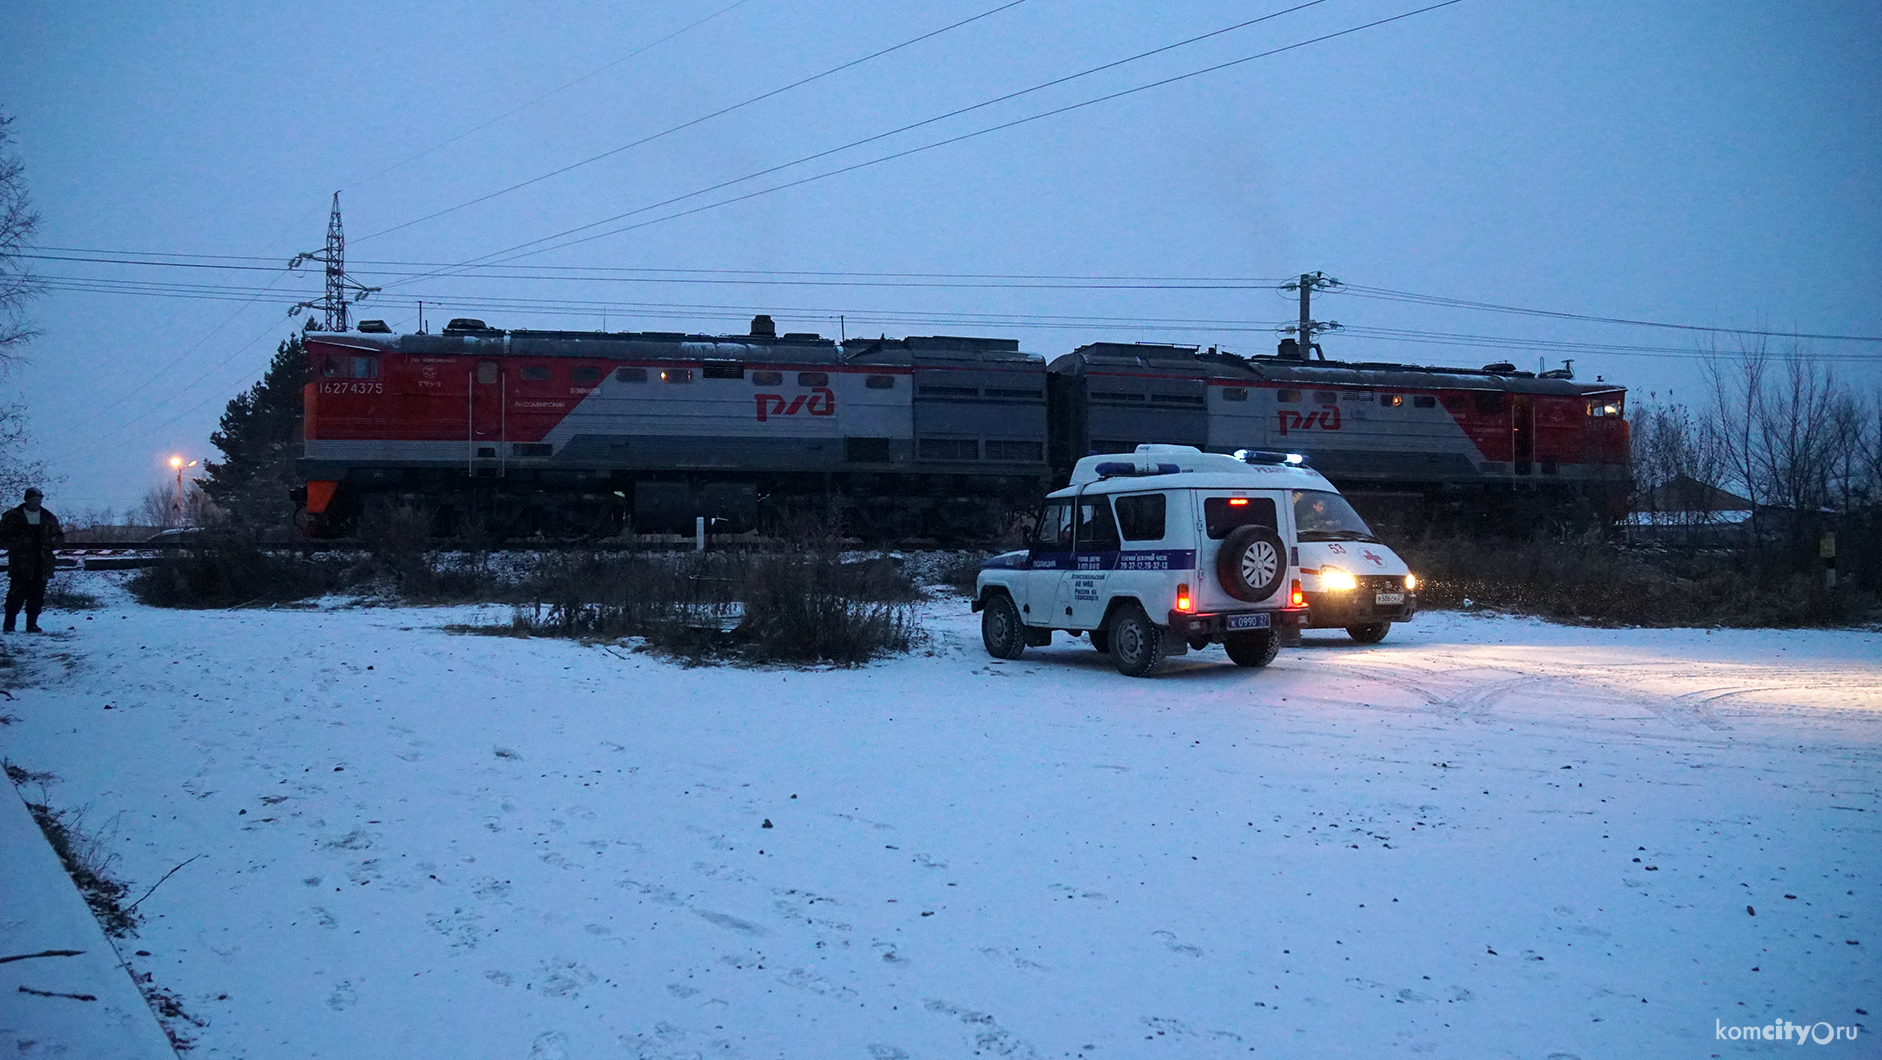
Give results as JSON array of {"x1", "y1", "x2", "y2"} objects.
[
  {"x1": 1402, "y1": 533, "x2": 1875, "y2": 627},
  {"x1": 506, "y1": 549, "x2": 919, "y2": 665},
  {"x1": 128, "y1": 534, "x2": 337, "y2": 608},
  {"x1": 738, "y1": 552, "x2": 917, "y2": 665}
]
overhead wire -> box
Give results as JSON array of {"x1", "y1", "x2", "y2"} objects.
[
  {"x1": 383, "y1": 0, "x2": 1343, "y2": 284},
  {"x1": 1330, "y1": 284, "x2": 1882, "y2": 343},
  {"x1": 338, "y1": 0, "x2": 755, "y2": 197},
  {"x1": 354, "y1": 0, "x2": 1037, "y2": 244}
]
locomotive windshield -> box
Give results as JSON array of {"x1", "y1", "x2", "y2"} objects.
[{"x1": 1291, "y1": 490, "x2": 1379, "y2": 543}]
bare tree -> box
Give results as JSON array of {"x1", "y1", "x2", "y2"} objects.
[
  {"x1": 0, "y1": 111, "x2": 42, "y2": 361},
  {"x1": 1703, "y1": 338, "x2": 1768, "y2": 514},
  {"x1": 1630, "y1": 401, "x2": 1724, "y2": 522}
]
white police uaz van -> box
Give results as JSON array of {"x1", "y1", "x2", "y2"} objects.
[{"x1": 973, "y1": 445, "x2": 1417, "y2": 676}]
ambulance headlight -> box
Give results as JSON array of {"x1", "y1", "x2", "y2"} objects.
[
  {"x1": 1321, "y1": 566, "x2": 1358, "y2": 591},
  {"x1": 1404, "y1": 572, "x2": 1418, "y2": 591}
]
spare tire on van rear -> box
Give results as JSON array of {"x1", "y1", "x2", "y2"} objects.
[{"x1": 1216, "y1": 524, "x2": 1287, "y2": 602}]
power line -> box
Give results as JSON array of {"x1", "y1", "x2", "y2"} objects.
[
  {"x1": 22, "y1": 247, "x2": 1294, "y2": 284},
  {"x1": 386, "y1": 0, "x2": 1339, "y2": 284},
  {"x1": 387, "y1": 0, "x2": 1455, "y2": 288},
  {"x1": 355, "y1": 0, "x2": 1036, "y2": 244},
  {"x1": 337, "y1": 0, "x2": 755, "y2": 197},
  {"x1": 1331, "y1": 284, "x2": 1882, "y2": 343}
]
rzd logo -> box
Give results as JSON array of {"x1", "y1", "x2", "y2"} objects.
[
  {"x1": 1276, "y1": 403, "x2": 1341, "y2": 436},
  {"x1": 755, "y1": 387, "x2": 836, "y2": 422}
]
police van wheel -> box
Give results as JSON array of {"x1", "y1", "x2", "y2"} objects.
[
  {"x1": 981, "y1": 593, "x2": 1027, "y2": 660},
  {"x1": 1108, "y1": 603, "x2": 1165, "y2": 678},
  {"x1": 1346, "y1": 622, "x2": 1391, "y2": 644},
  {"x1": 1224, "y1": 629, "x2": 1279, "y2": 668},
  {"x1": 1216, "y1": 525, "x2": 1288, "y2": 602}
]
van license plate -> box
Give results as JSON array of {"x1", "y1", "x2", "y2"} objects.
[
  {"x1": 1226, "y1": 613, "x2": 1271, "y2": 630},
  {"x1": 1375, "y1": 592, "x2": 1405, "y2": 606}
]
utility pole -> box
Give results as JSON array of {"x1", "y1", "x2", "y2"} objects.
[
  {"x1": 1280, "y1": 271, "x2": 1342, "y2": 358},
  {"x1": 288, "y1": 192, "x2": 381, "y2": 330}
]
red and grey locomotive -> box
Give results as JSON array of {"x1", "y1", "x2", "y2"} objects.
[{"x1": 297, "y1": 316, "x2": 1628, "y2": 539}]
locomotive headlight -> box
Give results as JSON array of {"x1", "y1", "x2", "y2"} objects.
[
  {"x1": 1404, "y1": 572, "x2": 1418, "y2": 591},
  {"x1": 1321, "y1": 566, "x2": 1358, "y2": 591}
]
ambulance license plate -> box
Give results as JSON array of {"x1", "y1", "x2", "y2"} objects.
[
  {"x1": 1375, "y1": 592, "x2": 1405, "y2": 606},
  {"x1": 1226, "y1": 613, "x2": 1271, "y2": 630}
]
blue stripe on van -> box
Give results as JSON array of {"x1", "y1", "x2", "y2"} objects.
[{"x1": 1028, "y1": 549, "x2": 1196, "y2": 571}]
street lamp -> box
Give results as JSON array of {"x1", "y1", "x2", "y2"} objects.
[{"x1": 169, "y1": 456, "x2": 198, "y2": 524}]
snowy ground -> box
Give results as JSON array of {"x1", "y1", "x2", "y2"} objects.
[{"x1": 1, "y1": 572, "x2": 1878, "y2": 1059}]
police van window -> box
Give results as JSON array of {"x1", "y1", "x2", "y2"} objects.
[
  {"x1": 660, "y1": 368, "x2": 693, "y2": 384},
  {"x1": 865, "y1": 375, "x2": 896, "y2": 390},
  {"x1": 1276, "y1": 389, "x2": 1301, "y2": 403},
  {"x1": 520, "y1": 364, "x2": 552, "y2": 382},
  {"x1": 1032, "y1": 500, "x2": 1073, "y2": 553},
  {"x1": 1113, "y1": 493, "x2": 1166, "y2": 542},
  {"x1": 751, "y1": 370, "x2": 783, "y2": 386},
  {"x1": 1076, "y1": 498, "x2": 1121, "y2": 553},
  {"x1": 1221, "y1": 387, "x2": 1248, "y2": 402},
  {"x1": 571, "y1": 365, "x2": 602, "y2": 384},
  {"x1": 1203, "y1": 496, "x2": 1278, "y2": 539},
  {"x1": 477, "y1": 361, "x2": 500, "y2": 385},
  {"x1": 615, "y1": 367, "x2": 648, "y2": 383}
]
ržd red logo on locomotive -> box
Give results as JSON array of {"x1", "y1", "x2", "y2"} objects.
[
  {"x1": 1275, "y1": 403, "x2": 1341, "y2": 436},
  {"x1": 754, "y1": 387, "x2": 836, "y2": 422}
]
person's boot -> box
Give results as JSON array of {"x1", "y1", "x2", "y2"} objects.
[
  {"x1": 2, "y1": 616, "x2": 12, "y2": 633},
  {"x1": 23, "y1": 618, "x2": 39, "y2": 633}
]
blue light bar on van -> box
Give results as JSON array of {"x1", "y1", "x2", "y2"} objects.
[
  {"x1": 1095, "y1": 461, "x2": 1182, "y2": 478},
  {"x1": 1233, "y1": 449, "x2": 1307, "y2": 465}
]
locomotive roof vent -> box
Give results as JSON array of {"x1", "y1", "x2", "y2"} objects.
[
  {"x1": 443, "y1": 317, "x2": 498, "y2": 335},
  {"x1": 750, "y1": 314, "x2": 777, "y2": 338},
  {"x1": 1482, "y1": 361, "x2": 1517, "y2": 373},
  {"x1": 356, "y1": 319, "x2": 392, "y2": 333}
]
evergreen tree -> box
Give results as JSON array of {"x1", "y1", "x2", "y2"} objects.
[{"x1": 202, "y1": 335, "x2": 307, "y2": 527}]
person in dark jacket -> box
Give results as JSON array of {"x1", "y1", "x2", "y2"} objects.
[{"x1": 2, "y1": 487, "x2": 64, "y2": 633}]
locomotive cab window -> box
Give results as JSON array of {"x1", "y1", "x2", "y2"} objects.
[
  {"x1": 1203, "y1": 496, "x2": 1278, "y2": 539},
  {"x1": 571, "y1": 366, "x2": 602, "y2": 384},
  {"x1": 660, "y1": 368, "x2": 693, "y2": 384},
  {"x1": 1276, "y1": 389, "x2": 1301, "y2": 403},
  {"x1": 324, "y1": 356, "x2": 378, "y2": 379},
  {"x1": 751, "y1": 370, "x2": 783, "y2": 386},
  {"x1": 1414, "y1": 395, "x2": 1437, "y2": 408},
  {"x1": 1588, "y1": 400, "x2": 1622, "y2": 417},
  {"x1": 520, "y1": 364, "x2": 552, "y2": 382},
  {"x1": 1314, "y1": 391, "x2": 1337, "y2": 405},
  {"x1": 798, "y1": 371, "x2": 829, "y2": 387},
  {"x1": 1221, "y1": 387, "x2": 1248, "y2": 402},
  {"x1": 615, "y1": 367, "x2": 648, "y2": 383},
  {"x1": 1113, "y1": 493, "x2": 1167, "y2": 542},
  {"x1": 865, "y1": 374, "x2": 896, "y2": 390}
]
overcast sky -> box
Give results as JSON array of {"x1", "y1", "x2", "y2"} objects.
[{"x1": 3, "y1": 0, "x2": 1877, "y2": 516}]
